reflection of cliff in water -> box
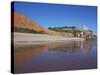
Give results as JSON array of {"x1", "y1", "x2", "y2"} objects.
[
  {"x1": 14, "y1": 40, "x2": 93, "y2": 65},
  {"x1": 48, "y1": 40, "x2": 92, "y2": 52}
]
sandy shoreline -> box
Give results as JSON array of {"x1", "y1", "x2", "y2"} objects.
[{"x1": 13, "y1": 32, "x2": 85, "y2": 46}]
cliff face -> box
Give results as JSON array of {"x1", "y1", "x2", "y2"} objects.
[
  {"x1": 12, "y1": 11, "x2": 60, "y2": 35},
  {"x1": 13, "y1": 12, "x2": 44, "y2": 31}
]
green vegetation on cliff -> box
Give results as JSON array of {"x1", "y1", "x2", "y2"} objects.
[{"x1": 14, "y1": 27, "x2": 45, "y2": 34}]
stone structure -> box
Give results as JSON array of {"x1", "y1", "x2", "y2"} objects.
[{"x1": 75, "y1": 25, "x2": 93, "y2": 39}]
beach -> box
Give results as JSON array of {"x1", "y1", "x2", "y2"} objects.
[{"x1": 13, "y1": 32, "x2": 85, "y2": 46}]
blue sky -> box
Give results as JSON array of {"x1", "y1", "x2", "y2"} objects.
[{"x1": 12, "y1": 1, "x2": 97, "y2": 35}]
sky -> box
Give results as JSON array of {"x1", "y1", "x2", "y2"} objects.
[{"x1": 12, "y1": 1, "x2": 97, "y2": 35}]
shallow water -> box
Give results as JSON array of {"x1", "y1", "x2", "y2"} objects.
[{"x1": 14, "y1": 40, "x2": 97, "y2": 73}]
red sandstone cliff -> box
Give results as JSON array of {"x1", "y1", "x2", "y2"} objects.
[{"x1": 12, "y1": 11, "x2": 60, "y2": 35}]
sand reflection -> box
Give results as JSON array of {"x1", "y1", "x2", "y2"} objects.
[{"x1": 14, "y1": 40, "x2": 92, "y2": 65}]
